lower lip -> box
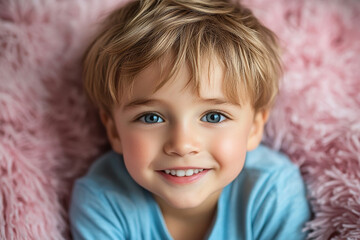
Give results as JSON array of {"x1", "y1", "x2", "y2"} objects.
[{"x1": 158, "y1": 170, "x2": 209, "y2": 185}]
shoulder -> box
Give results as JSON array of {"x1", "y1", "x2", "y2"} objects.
[
  {"x1": 233, "y1": 145, "x2": 310, "y2": 239},
  {"x1": 76, "y1": 151, "x2": 140, "y2": 195},
  {"x1": 244, "y1": 144, "x2": 296, "y2": 173},
  {"x1": 240, "y1": 144, "x2": 307, "y2": 205},
  {"x1": 69, "y1": 151, "x2": 157, "y2": 239},
  {"x1": 240, "y1": 144, "x2": 303, "y2": 190},
  {"x1": 71, "y1": 151, "x2": 153, "y2": 219}
]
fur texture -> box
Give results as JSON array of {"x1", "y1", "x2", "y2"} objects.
[
  {"x1": 243, "y1": 0, "x2": 360, "y2": 239},
  {"x1": 0, "y1": 0, "x2": 359, "y2": 239}
]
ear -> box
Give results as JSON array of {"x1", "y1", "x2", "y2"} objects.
[
  {"x1": 246, "y1": 109, "x2": 269, "y2": 151},
  {"x1": 100, "y1": 109, "x2": 123, "y2": 154}
]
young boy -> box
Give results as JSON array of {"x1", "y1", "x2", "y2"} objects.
[{"x1": 69, "y1": 0, "x2": 310, "y2": 239}]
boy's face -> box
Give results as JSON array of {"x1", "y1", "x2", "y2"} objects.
[{"x1": 101, "y1": 57, "x2": 268, "y2": 211}]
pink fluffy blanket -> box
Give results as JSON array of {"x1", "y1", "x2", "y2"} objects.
[{"x1": 0, "y1": 0, "x2": 359, "y2": 239}]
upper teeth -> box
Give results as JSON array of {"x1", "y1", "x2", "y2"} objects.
[{"x1": 164, "y1": 169, "x2": 204, "y2": 177}]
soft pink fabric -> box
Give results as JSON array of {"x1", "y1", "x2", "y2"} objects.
[
  {"x1": 0, "y1": 0, "x2": 359, "y2": 239},
  {"x1": 242, "y1": 0, "x2": 360, "y2": 239}
]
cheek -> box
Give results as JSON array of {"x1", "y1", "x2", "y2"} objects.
[
  {"x1": 210, "y1": 129, "x2": 249, "y2": 173},
  {"x1": 213, "y1": 128, "x2": 248, "y2": 155},
  {"x1": 121, "y1": 131, "x2": 158, "y2": 172}
]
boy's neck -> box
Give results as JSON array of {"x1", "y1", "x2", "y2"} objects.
[{"x1": 153, "y1": 190, "x2": 221, "y2": 240}]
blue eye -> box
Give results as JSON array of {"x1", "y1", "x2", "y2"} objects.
[
  {"x1": 201, "y1": 112, "x2": 226, "y2": 123},
  {"x1": 139, "y1": 113, "x2": 164, "y2": 124}
]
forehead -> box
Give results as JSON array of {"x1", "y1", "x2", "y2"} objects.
[{"x1": 123, "y1": 56, "x2": 228, "y2": 102}]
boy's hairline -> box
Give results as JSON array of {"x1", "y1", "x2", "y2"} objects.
[
  {"x1": 104, "y1": 52, "x2": 257, "y2": 115},
  {"x1": 84, "y1": 0, "x2": 281, "y2": 117}
]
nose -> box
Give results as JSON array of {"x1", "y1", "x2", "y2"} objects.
[{"x1": 163, "y1": 123, "x2": 201, "y2": 157}]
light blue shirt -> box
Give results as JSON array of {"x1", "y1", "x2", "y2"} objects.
[{"x1": 69, "y1": 145, "x2": 310, "y2": 239}]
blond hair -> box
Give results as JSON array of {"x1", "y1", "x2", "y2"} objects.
[{"x1": 83, "y1": 0, "x2": 282, "y2": 114}]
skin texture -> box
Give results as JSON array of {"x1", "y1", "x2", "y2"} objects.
[{"x1": 101, "y1": 58, "x2": 269, "y2": 239}]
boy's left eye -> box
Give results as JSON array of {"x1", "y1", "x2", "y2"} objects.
[{"x1": 200, "y1": 112, "x2": 227, "y2": 123}]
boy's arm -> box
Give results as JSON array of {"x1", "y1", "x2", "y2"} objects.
[
  {"x1": 69, "y1": 180, "x2": 126, "y2": 240},
  {"x1": 252, "y1": 166, "x2": 311, "y2": 240}
]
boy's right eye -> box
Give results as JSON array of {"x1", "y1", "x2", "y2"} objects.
[{"x1": 138, "y1": 113, "x2": 164, "y2": 124}]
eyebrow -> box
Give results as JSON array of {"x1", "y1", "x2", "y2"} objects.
[
  {"x1": 197, "y1": 98, "x2": 240, "y2": 106},
  {"x1": 122, "y1": 97, "x2": 240, "y2": 111},
  {"x1": 123, "y1": 98, "x2": 164, "y2": 111}
]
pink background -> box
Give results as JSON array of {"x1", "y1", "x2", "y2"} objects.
[{"x1": 1, "y1": 0, "x2": 359, "y2": 239}]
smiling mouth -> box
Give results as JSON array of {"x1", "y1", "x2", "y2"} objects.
[{"x1": 162, "y1": 169, "x2": 204, "y2": 177}]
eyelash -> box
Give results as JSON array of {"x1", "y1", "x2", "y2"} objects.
[
  {"x1": 201, "y1": 111, "x2": 229, "y2": 123},
  {"x1": 136, "y1": 112, "x2": 165, "y2": 124},
  {"x1": 135, "y1": 111, "x2": 230, "y2": 124}
]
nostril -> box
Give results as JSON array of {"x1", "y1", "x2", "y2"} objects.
[
  {"x1": 163, "y1": 127, "x2": 201, "y2": 156},
  {"x1": 163, "y1": 144, "x2": 200, "y2": 157}
]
